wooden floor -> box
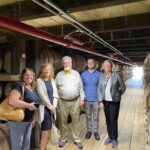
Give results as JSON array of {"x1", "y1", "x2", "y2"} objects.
[{"x1": 47, "y1": 76, "x2": 145, "y2": 150}]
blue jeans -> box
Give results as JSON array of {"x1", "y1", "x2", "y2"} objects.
[
  {"x1": 8, "y1": 121, "x2": 32, "y2": 150},
  {"x1": 85, "y1": 101, "x2": 100, "y2": 133}
]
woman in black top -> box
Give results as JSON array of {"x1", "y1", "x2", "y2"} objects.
[
  {"x1": 8, "y1": 68, "x2": 41, "y2": 150},
  {"x1": 36, "y1": 63, "x2": 59, "y2": 150}
]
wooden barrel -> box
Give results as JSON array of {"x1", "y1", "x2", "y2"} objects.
[
  {"x1": 0, "y1": 83, "x2": 3, "y2": 101},
  {"x1": 99, "y1": 62, "x2": 104, "y2": 71},
  {"x1": 40, "y1": 49, "x2": 63, "y2": 72},
  {"x1": 72, "y1": 56, "x2": 76, "y2": 70},
  {"x1": 3, "y1": 51, "x2": 12, "y2": 73},
  {"x1": 146, "y1": 89, "x2": 150, "y2": 111},
  {"x1": 145, "y1": 110, "x2": 150, "y2": 149},
  {"x1": 73, "y1": 55, "x2": 86, "y2": 72},
  {"x1": 144, "y1": 54, "x2": 150, "y2": 88},
  {"x1": 0, "y1": 123, "x2": 10, "y2": 150},
  {"x1": 0, "y1": 52, "x2": 3, "y2": 72},
  {"x1": 46, "y1": 50, "x2": 55, "y2": 65},
  {"x1": 4, "y1": 83, "x2": 12, "y2": 97},
  {"x1": 20, "y1": 54, "x2": 26, "y2": 72},
  {"x1": 144, "y1": 54, "x2": 150, "y2": 110},
  {"x1": 144, "y1": 54, "x2": 150, "y2": 150},
  {"x1": 51, "y1": 50, "x2": 62, "y2": 72},
  {"x1": 113, "y1": 64, "x2": 121, "y2": 72}
]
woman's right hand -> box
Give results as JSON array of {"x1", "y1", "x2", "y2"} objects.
[
  {"x1": 100, "y1": 102, "x2": 104, "y2": 109},
  {"x1": 27, "y1": 102, "x2": 37, "y2": 111}
]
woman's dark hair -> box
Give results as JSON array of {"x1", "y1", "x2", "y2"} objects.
[{"x1": 20, "y1": 68, "x2": 36, "y2": 89}]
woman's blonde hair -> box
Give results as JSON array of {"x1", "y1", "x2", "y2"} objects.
[
  {"x1": 38, "y1": 63, "x2": 54, "y2": 81},
  {"x1": 104, "y1": 59, "x2": 114, "y2": 69},
  {"x1": 20, "y1": 68, "x2": 36, "y2": 89}
]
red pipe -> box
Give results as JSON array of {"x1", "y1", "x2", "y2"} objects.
[
  {"x1": 0, "y1": 16, "x2": 133, "y2": 66},
  {"x1": 0, "y1": 16, "x2": 68, "y2": 47}
]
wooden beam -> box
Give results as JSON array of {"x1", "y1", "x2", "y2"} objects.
[
  {"x1": 69, "y1": 0, "x2": 144, "y2": 12},
  {"x1": 18, "y1": 0, "x2": 143, "y2": 20},
  {"x1": 0, "y1": 74, "x2": 20, "y2": 81},
  {"x1": 43, "y1": 13, "x2": 150, "y2": 36},
  {"x1": 93, "y1": 43, "x2": 150, "y2": 49}
]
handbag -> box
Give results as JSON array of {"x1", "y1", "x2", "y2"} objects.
[
  {"x1": 0, "y1": 84, "x2": 25, "y2": 121},
  {"x1": 50, "y1": 118, "x2": 60, "y2": 145}
]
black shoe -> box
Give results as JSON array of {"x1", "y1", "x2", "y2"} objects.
[
  {"x1": 94, "y1": 132, "x2": 100, "y2": 140},
  {"x1": 85, "y1": 131, "x2": 92, "y2": 139}
]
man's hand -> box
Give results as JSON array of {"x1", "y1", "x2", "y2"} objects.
[{"x1": 80, "y1": 100, "x2": 84, "y2": 107}]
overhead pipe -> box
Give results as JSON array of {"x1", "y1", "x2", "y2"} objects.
[
  {"x1": 0, "y1": 16, "x2": 67, "y2": 47},
  {"x1": 0, "y1": 15, "x2": 135, "y2": 66},
  {"x1": 42, "y1": 0, "x2": 130, "y2": 61},
  {"x1": 65, "y1": 36, "x2": 84, "y2": 46},
  {"x1": 32, "y1": 0, "x2": 83, "y2": 34},
  {"x1": 33, "y1": 0, "x2": 123, "y2": 56}
]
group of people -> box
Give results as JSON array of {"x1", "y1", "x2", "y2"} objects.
[{"x1": 8, "y1": 56, "x2": 126, "y2": 150}]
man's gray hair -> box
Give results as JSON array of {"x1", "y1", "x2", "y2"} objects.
[{"x1": 62, "y1": 56, "x2": 72, "y2": 63}]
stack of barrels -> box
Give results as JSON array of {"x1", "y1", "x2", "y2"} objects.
[
  {"x1": 0, "y1": 49, "x2": 25, "y2": 149},
  {"x1": 0, "y1": 51, "x2": 11, "y2": 100},
  {"x1": 0, "y1": 51, "x2": 10, "y2": 73},
  {"x1": 113, "y1": 64, "x2": 132, "y2": 81},
  {"x1": 0, "y1": 51, "x2": 4, "y2": 101},
  {"x1": 0, "y1": 50, "x2": 14, "y2": 102},
  {"x1": 40, "y1": 49, "x2": 87, "y2": 73},
  {"x1": 122, "y1": 65, "x2": 133, "y2": 81},
  {"x1": 144, "y1": 53, "x2": 150, "y2": 150}
]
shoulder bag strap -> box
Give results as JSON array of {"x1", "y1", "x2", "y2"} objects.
[{"x1": 21, "y1": 84, "x2": 25, "y2": 101}]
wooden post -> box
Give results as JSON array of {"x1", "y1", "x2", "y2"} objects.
[
  {"x1": 11, "y1": 39, "x2": 25, "y2": 74},
  {"x1": 26, "y1": 39, "x2": 41, "y2": 75},
  {"x1": 26, "y1": 39, "x2": 41, "y2": 149}
]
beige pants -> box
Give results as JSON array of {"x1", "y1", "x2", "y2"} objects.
[{"x1": 59, "y1": 98, "x2": 81, "y2": 142}]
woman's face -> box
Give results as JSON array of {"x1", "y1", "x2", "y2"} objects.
[
  {"x1": 23, "y1": 70, "x2": 34, "y2": 85},
  {"x1": 103, "y1": 61, "x2": 112, "y2": 73},
  {"x1": 42, "y1": 66, "x2": 51, "y2": 79}
]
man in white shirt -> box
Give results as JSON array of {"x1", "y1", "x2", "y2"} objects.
[{"x1": 56, "y1": 56, "x2": 85, "y2": 149}]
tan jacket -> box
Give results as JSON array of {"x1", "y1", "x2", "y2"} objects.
[{"x1": 35, "y1": 78, "x2": 59, "y2": 125}]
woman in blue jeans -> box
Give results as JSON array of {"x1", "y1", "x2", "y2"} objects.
[{"x1": 8, "y1": 68, "x2": 41, "y2": 150}]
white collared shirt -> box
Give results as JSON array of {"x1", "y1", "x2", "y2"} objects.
[{"x1": 55, "y1": 69, "x2": 85, "y2": 100}]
